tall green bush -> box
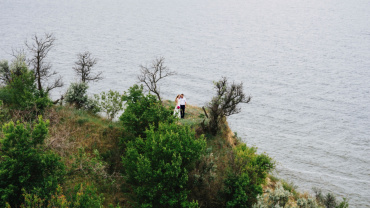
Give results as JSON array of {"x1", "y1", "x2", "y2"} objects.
[
  {"x1": 0, "y1": 117, "x2": 65, "y2": 207},
  {"x1": 122, "y1": 123, "x2": 206, "y2": 208},
  {"x1": 221, "y1": 144, "x2": 274, "y2": 207},
  {"x1": 119, "y1": 84, "x2": 174, "y2": 137}
]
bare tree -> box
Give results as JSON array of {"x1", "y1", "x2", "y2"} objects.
[
  {"x1": 26, "y1": 33, "x2": 63, "y2": 93},
  {"x1": 138, "y1": 57, "x2": 176, "y2": 102},
  {"x1": 73, "y1": 51, "x2": 102, "y2": 83},
  {"x1": 206, "y1": 77, "x2": 251, "y2": 135}
]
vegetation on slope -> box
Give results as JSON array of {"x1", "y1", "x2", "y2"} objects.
[{"x1": 0, "y1": 34, "x2": 349, "y2": 207}]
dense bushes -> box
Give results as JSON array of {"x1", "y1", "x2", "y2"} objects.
[
  {"x1": 120, "y1": 84, "x2": 174, "y2": 137},
  {"x1": 16, "y1": 183, "x2": 107, "y2": 208},
  {"x1": 122, "y1": 123, "x2": 206, "y2": 207},
  {"x1": 0, "y1": 117, "x2": 65, "y2": 207}
]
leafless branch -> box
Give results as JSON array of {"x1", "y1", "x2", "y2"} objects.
[
  {"x1": 73, "y1": 51, "x2": 103, "y2": 83},
  {"x1": 25, "y1": 33, "x2": 63, "y2": 93},
  {"x1": 137, "y1": 57, "x2": 176, "y2": 101}
]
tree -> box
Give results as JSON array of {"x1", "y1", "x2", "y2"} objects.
[
  {"x1": 206, "y1": 77, "x2": 251, "y2": 135},
  {"x1": 137, "y1": 57, "x2": 176, "y2": 102},
  {"x1": 73, "y1": 51, "x2": 102, "y2": 83},
  {"x1": 122, "y1": 123, "x2": 205, "y2": 208},
  {"x1": 65, "y1": 82, "x2": 99, "y2": 113},
  {"x1": 94, "y1": 90, "x2": 123, "y2": 120},
  {"x1": 0, "y1": 117, "x2": 65, "y2": 207},
  {"x1": 26, "y1": 33, "x2": 63, "y2": 93},
  {"x1": 119, "y1": 84, "x2": 174, "y2": 138}
]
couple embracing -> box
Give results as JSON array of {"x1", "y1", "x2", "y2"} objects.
[{"x1": 174, "y1": 94, "x2": 186, "y2": 119}]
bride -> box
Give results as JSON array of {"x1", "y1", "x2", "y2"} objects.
[{"x1": 173, "y1": 94, "x2": 181, "y2": 118}]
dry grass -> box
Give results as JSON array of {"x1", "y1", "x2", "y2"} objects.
[{"x1": 42, "y1": 105, "x2": 126, "y2": 205}]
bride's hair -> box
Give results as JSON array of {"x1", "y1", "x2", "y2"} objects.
[{"x1": 175, "y1": 95, "x2": 179, "y2": 102}]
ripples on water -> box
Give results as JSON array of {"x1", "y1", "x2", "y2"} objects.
[{"x1": 1, "y1": 0, "x2": 370, "y2": 207}]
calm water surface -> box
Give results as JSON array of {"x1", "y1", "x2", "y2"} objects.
[{"x1": 1, "y1": 0, "x2": 370, "y2": 207}]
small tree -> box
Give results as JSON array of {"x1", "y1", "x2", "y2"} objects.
[
  {"x1": 65, "y1": 82, "x2": 89, "y2": 109},
  {"x1": 207, "y1": 77, "x2": 251, "y2": 135},
  {"x1": 73, "y1": 51, "x2": 103, "y2": 83},
  {"x1": 65, "y1": 82, "x2": 99, "y2": 113},
  {"x1": 94, "y1": 90, "x2": 123, "y2": 120},
  {"x1": 137, "y1": 57, "x2": 176, "y2": 102},
  {"x1": 119, "y1": 84, "x2": 174, "y2": 138},
  {"x1": 26, "y1": 33, "x2": 63, "y2": 93}
]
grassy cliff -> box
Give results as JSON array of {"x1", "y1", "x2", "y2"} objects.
[{"x1": 0, "y1": 100, "x2": 348, "y2": 207}]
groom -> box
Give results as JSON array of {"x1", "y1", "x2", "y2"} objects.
[{"x1": 179, "y1": 94, "x2": 186, "y2": 119}]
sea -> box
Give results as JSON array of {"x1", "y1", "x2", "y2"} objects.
[{"x1": 1, "y1": 0, "x2": 369, "y2": 207}]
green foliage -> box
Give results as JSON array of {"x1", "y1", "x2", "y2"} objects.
[
  {"x1": 122, "y1": 123, "x2": 206, "y2": 208},
  {"x1": 65, "y1": 82, "x2": 99, "y2": 113},
  {"x1": 223, "y1": 172, "x2": 259, "y2": 208},
  {"x1": 0, "y1": 57, "x2": 51, "y2": 112},
  {"x1": 253, "y1": 182, "x2": 320, "y2": 208},
  {"x1": 69, "y1": 148, "x2": 112, "y2": 184},
  {"x1": 65, "y1": 82, "x2": 88, "y2": 108},
  {"x1": 119, "y1": 84, "x2": 174, "y2": 137},
  {"x1": 18, "y1": 183, "x2": 108, "y2": 208},
  {"x1": 0, "y1": 60, "x2": 11, "y2": 84},
  {"x1": 0, "y1": 100, "x2": 10, "y2": 122},
  {"x1": 313, "y1": 188, "x2": 349, "y2": 208},
  {"x1": 252, "y1": 182, "x2": 292, "y2": 208},
  {"x1": 221, "y1": 144, "x2": 274, "y2": 207},
  {"x1": 0, "y1": 117, "x2": 65, "y2": 207},
  {"x1": 94, "y1": 90, "x2": 123, "y2": 120},
  {"x1": 68, "y1": 183, "x2": 105, "y2": 208}
]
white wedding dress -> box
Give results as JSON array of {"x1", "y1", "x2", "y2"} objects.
[{"x1": 173, "y1": 99, "x2": 181, "y2": 118}]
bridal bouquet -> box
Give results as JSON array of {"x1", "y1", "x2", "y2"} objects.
[{"x1": 177, "y1": 106, "x2": 180, "y2": 109}]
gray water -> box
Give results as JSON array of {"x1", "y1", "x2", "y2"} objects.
[{"x1": 1, "y1": 0, "x2": 370, "y2": 207}]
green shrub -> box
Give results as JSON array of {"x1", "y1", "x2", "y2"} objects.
[
  {"x1": 221, "y1": 144, "x2": 274, "y2": 207},
  {"x1": 119, "y1": 84, "x2": 174, "y2": 137},
  {"x1": 253, "y1": 182, "x2": 321, "y2": 208},
  {"x1": 69, "y1": 148, "x2": 112, "y2": 185},
  {"x1": 94, "y1": 90, "x2": 123, "y2": 120},
  {"x1": 0, "y1": 100, "x2": 10, "y2": 122},
  {"x1": 0, "y1": 57, "x2": 51, "y2": 113},
  {"x1": 65, "y1": 82, "x2": 99, "y2": 113},
  {"x1": 68, "y1": 183, "x2": 105, "y2": 208},
  {"x1": 18, "y1": 183, "x2": 107, "y2": 208},
  {"x1": 223, "y1": 172, "x2": 260, "y2": 208},
  {"x1": 0, "y1": 117, "x2": 65, "y2": 207},
  {"x1": 313, "y1": 188, "x2": 349, "y2": 208},
  {"x1": 122, "y1": 123, "x2": 206, "y2": 208}
]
